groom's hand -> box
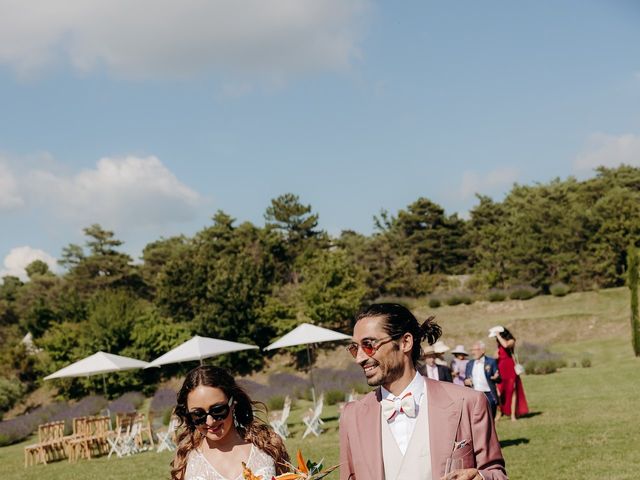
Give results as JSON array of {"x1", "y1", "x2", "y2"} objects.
[{"x1": 440, "y1": 468, "x2": 483, "y2": 480}]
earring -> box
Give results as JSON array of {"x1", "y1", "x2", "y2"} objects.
[{"x1": 233, "y1": 410, "x2": 241, "y2": 429}]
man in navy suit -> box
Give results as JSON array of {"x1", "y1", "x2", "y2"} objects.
[{"x1": 465, "y1": 341, "x2": 501, "y2": 417}]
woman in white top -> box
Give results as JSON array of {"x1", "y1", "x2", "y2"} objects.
[{"x1": 171, "y1": 366, "x2": 289, "y2": 480}]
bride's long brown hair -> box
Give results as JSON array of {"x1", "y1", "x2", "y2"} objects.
[{"x1": 170, "y1": 366, "x2": 290, "y2": 480}]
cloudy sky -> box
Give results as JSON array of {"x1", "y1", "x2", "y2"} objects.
[{"x1": 1, "y1": 0, "x2": 639, "y2": 280}]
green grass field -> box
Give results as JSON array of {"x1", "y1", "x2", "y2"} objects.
[{"x1": 2, "y1": 288, "x2": 639, "y2": 479}]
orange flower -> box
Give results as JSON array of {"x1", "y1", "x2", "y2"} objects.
[
  {"x1": 273, "y1": 474, "x2": 301, "y2": 480},
  {"x1": 242, "y1": 462, "x2": 263, "y2": 480},
  {"x1": 296, "y1": 450, "x2": 309, "y2": 475}
]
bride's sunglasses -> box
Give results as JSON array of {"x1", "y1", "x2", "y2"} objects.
[{"x1": 189, "y1": 397, "x2": 234, "y2": 426}]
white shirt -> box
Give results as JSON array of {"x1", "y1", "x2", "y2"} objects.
[
  {"x1": 471, "y1": 356, "x2": 491, "y2": 392},
  {"x1": 425, "y1": 364, "x2": 439, "y2": 381},
  {"x1": 381, "y1": 371, "x2": 425, "y2": 455}
]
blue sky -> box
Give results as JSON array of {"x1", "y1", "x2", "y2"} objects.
[{"x1": 1, "y1": 0, "x2": 639, "y2": 279}]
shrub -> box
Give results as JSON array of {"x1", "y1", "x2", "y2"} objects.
[
  {"x1": 325, "y1": 389, "x2": 346, "y2": 406},
  {"x1": 0, "y1": 403, "x2": 66, "y2": 446},
  {"x1": 550, "y1": 282, "x2": 571, "y2": 297},
  {"x1": 108, "y1": 392, "x2": 145, "y2": 414},
  {"x1": 266, "y1": 395, "x2": 285, "y2": 411},
  {"x1": 428, "y1": 298, "x2": 441, "y2": 308},
  {"x1": 487, "y1": 290, "x2": 507, "y2": 302},
  {"x1": 519, "y1": 342, "x2": 566, "y2": 375},
  {"x1": 150, "y1": 388, "x2": 176, "y2": 413},
  {"x1": 524, "y1": 359, "x2": 566, "y2": 375},
  {"x1": 374, "y1": 297, "x2": 413, "y2": 309},
  {"x1": 162, "y1": 408, "x2": 173, "y2": 426},
  {"x1": 509, "y1": 286, "x2": 538, "y2": 300},
  {"x1": 0, "y1": 378, "x2": 25, "y2": 419},
  {"x1": 581, "y1": 356, "x2": 592, "y2": 368},
  {"x1": 294, "y1": 387, "x2": 314, "y2": 402},
  {"x1": 149, "y1": 388, "x2": 177, "y2": 428},
  {"x1": 445, "y1": 293, "x2": 473, "y2": 306},
  {"x1": 465, "y1": 274, "x2": 488, "y2": 293},
  {"x1": 352, "y1": 383, "x2": 371, "y2": 394}
]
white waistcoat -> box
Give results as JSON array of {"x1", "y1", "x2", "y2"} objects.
[{"x1": 381, "y1": 390, "x2": 432, "y2": 480}]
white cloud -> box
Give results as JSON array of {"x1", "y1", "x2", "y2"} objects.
[
  {"x1": 0, "y1": 160, "x2": 24, "y2": 210},
  {"x1": 27, "y1": 155, "x2": 202, "y2": 229},
  {"x1": 0, "y1": 0, "x2": 368, "y2": 81},
  {"x1": 459, "y1": 167, "x2": 519, "y2": 199},
  {"x1": 0, "y1": 246, "x2": 58, "y2": 281},
  {"x1": 574, "y1": 133, "x2": 640, "y2": 173}
]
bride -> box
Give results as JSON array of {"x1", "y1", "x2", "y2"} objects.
[{"x1": 171, "y1": 366, "x2": 290, "y2": 480}]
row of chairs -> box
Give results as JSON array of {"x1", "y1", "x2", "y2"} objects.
[
  {"x1": 25, "y1": 392, "x2": 353, "y2": 467},
  {"x1": 24, "y1": 413, "x2": 156, "y2": 467},
  {"x1": 270, "y1": 391, "x2": 359, "y2": 440}
]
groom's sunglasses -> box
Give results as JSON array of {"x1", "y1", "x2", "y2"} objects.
[
  {"x1": 347, "y1": 335, "x2": 398, "y2": 358},
  {"x1": 189, "y1": 397, "x2": 234, "y2": 426}
]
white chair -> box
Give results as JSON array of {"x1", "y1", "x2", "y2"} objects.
[
  {"x1": 269, "y1": 396, "x2": 291, "y2": 440},
  {"x1": 120, "y1": 421, "x2": 141, "y2": 456},
  {"x1": 107, "y1": 425, "x2": 127, "y2": 459},
  {"x1": 156, "y1": 416, "x2": 179, "y2": 453},
  {"x1": 302, "y1": 394, "x2": 325, "y2": 439},
  {"x1": 108, "y1": 419, "x2": 141, "y2": 458}
]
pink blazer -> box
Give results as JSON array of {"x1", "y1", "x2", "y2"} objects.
[{"x1": 339, "y1": 377, "x2": 508, "y2": 480}]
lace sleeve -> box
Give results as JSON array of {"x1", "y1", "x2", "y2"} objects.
[{"x1": 248, "y1": 448, "x2": 277, "y2": 478}]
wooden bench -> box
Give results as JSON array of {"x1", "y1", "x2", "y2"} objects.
[
  {"x1": 24, "y1": 421, "x2": 66, "y2": 467},
  {"x1": 67, "y1": 416, "x2": 112, "y2": 462}
]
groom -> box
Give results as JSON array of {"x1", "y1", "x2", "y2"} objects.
[{"x1": 339, "y1": 304, "x2": 507, "y2": 480}]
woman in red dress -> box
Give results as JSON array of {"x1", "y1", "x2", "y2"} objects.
[{"x1": 490, "y1": 326, "x2": 529, "y2": 421}]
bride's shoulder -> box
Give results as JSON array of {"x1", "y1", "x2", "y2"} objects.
[{"x1": 250, "y1": 445, "x2": 277, "y2": 469}]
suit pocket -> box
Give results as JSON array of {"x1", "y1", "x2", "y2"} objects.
[{"x1": 451, "y1": 443, "x2": 474, "y2": 468}]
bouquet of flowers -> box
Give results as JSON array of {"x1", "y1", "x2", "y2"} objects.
[{"x1": 243, "y1": 450, "x2": 339, "y2": 480}]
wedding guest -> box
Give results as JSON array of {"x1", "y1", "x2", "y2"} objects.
[
  {"x1": 432, "y1": 340, "x2": 450, "y2": 366},
  {"x1": 418, "y1": 344, "x2": 453, "y2": 382},
  {"x1": 339, "y1": 303, "x2": 507, "y2": 480},
  {"x1": 450, "y1": 344, "x2": 469, "y2": 386},
  {"x1": 490, "y1": 326, "x2": 530, "y2": 421},
  {"x1": 171, "y1": 366, "x2": 289, "y2": 480},
  {"x1": 464, "y1": 341, "x2": 501, "y2": 418}
]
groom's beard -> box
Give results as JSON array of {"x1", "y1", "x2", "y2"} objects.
[{"x1": 361, "y1": 357, "x2": 405, "y2": 387}]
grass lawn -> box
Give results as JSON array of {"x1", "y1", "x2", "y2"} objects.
[{"x1": 2, "y1": 288, "x2": 639, "y2": 479}]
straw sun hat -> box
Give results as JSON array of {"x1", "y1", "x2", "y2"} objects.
[
  {"x1": 488, "y1": 325, "x2": 505, "y2": 338},
  {"x1": 450, "y1": 344, "x2": 469, "y2": 356}
]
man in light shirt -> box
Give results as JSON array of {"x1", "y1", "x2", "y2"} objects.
[
  {"x1": 339, "y1": 303, "x2": 507, "y2": 480},
  {"x1": 464, "y1": 341, "x2": 501, "y2": 418}
]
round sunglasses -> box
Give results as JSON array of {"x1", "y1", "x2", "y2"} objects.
[
  {"x1": 189, "y1": 396, "x2": 234, "y2": 426},
  {"x1": 346, "y1": 335, "x2": 398, "y2": 358}
]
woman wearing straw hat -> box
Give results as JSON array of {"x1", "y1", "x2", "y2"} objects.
[{"x1": 450, "y1": 345, "x2": 469, "y2": 386}]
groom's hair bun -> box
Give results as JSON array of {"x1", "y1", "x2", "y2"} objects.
[{"x1": 355, "y1": 303, "x2": 442, "y2": 365}]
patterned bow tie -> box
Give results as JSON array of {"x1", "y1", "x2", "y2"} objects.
[{"x1": 381, "y1": 392, "x2": 416, "y2": 421}]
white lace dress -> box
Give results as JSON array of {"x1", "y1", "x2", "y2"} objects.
[{"x1": 184, "y1": 444, "x2": 276, "y2": 480}]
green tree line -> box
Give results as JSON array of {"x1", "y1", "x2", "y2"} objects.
[{"x1": 1, "y1": 165, "x2": 639, "y2": 401}]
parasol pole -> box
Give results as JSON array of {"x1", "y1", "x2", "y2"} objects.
[{"x1": 306, "y1": 343, "x2": 317, "y2": 407}]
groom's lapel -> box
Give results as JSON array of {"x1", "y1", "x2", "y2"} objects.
[
  {"x1": 427, "y1": 378, "x2": 461, "y2": 477},
  {"x1": 355, "y1": 389, "x2": 384, "y2": 479}
]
